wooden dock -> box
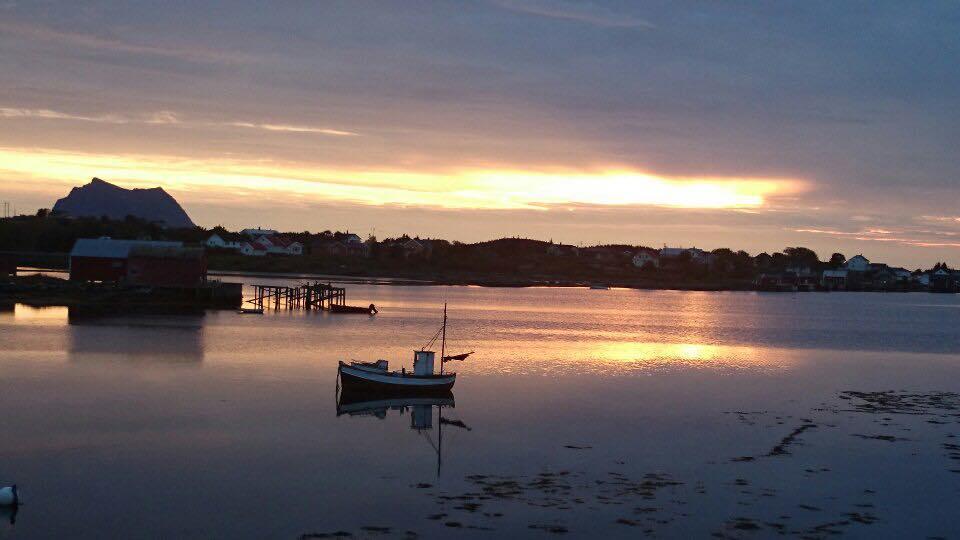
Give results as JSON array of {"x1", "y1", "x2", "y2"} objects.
[{"x1": 247, "y1": 281, "x2": 347, "y2": 310}]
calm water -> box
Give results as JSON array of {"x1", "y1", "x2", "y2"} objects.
[{"x1": 2, "y1": 284, "x2": 960, "y2": 538}]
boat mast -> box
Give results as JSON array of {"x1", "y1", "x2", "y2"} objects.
[
  {"x1": 439, "y1": 303, "x2": 447, "y2": 375},
  {"x1": 437, "y1": 404, "x2": 443, "y2": 476}
]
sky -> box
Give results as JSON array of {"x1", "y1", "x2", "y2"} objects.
[{"x1": 1, "y1": 1, "x2": 958, "y2": 268}]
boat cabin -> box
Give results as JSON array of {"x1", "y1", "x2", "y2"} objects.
[{"x1": 414, "y1": 350, "x2": 436, "y2": 375}]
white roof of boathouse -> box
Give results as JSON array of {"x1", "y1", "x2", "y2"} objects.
[{"x1": 70, "y1": 238, "x2": 184, "y2": 259}]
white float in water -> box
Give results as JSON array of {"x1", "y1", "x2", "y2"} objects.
[{"x1": 0, "y1": 486, "x2": 18, "y2": 507}]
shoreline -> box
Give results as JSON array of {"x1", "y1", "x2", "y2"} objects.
[
  {"x1": 211, "y1": 268, "x2": 928, "y2": 293},
  {"x1": 1, "y1": 274, "x2": 243, "y2": 309},
  {"x1": 14, "y1": 266, "x2": 939, "y2": 293}
]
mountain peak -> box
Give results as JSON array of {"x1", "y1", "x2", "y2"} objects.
[{"x1": 52, "y1": 178, "x2": 195, "y2": 228}]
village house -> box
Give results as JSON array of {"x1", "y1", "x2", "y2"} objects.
[
  {"x1": 205, "y1": 232, "x2": 245, "y2": 251},
  {"x1": 659, "y1": 246, "x2": 713, "y2": 267},
  {"x1": 241, "y1": 227, "x2": 277, "y2": 238},
  {"x1": 786, "y1": 265, "x2": 818, "y2": 287},
  {"x1": 891, "y1": 267, "x2": 913, "y2": 282},
  {"x1": 311, "y1": 234, "x2": 370, "y2": 258},
  {"x1": 631, "y1": 251, "x2": 659, "y2": 268},
  {"x1": 869, "y1": 264, "x2": 898, "y2": 288},
  {"x1": 346, "y1": 241, "x2": 371, "y2": 258},
  {"x1": 818, "y1": 257, "x2": 920, "y2": 291},
  {"x1": 930, "y1": 268, "x2": 958, "y2": 292},
  {"x1": 239, "y1": 239, "x2": 269, "y2": 256},
  {"x1": 338, "y1": 232, "x2": 363, "y2": 245},
  {"x1": 259, "y1": 235, "x2": 303, "y2": 256},
  {"x1": 844, "y1": 254, "x2": 871, "y2": 272},
  {"x1": 821, "y1": 269, "x2": 848, "y2": 290},
  {"x1": 756, "y1": 271, "x2": 813, "y2": 292},
  {"x1": 336, "y1": 232, "x2": 370, "y2": 257}
]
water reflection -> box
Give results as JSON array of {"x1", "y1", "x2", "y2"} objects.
[
  {"x1": 0, "y1": 506, "x2": 17, "y2": 537},
  {"x1": 67, "y1": 308, "x2": 205, "y2": 364},
  {"x1": 336, "y1": 388, "x2": 470, "y2": 476},
  {"x1": 66, "y1": 305, "x2": 206, "y2": 323}
]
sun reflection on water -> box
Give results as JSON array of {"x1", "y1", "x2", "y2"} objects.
[
  {"x1": 466, "y1": 339, "x2": 797, "y2": 377},
  {"x1": 13, "y1": 304, "x2": 69, "y2": 323}
]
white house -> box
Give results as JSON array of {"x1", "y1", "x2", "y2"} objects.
[
  {"x1": 205, "y1": 232, "x2": 244, "y2": 251},
  {"x1": 821, "y1": 269, "x2": 848, "y2": 289},
  {"x1": 659, "y1": 246, "x2": 711, "y2": 265},
  {"x1": 844, "y1": 254, "x2": 871, "y2": 272},
  {"x1": 241, "y1": 228, "x2": 278, "y2": 238},
  {"x1": 892, "y1": 267, "x2": 912, "y2": 282},
  {"x1": 239, "y1": 240, "x2": 268, "y2": 256},
  {"x1": 258, "y1": 235, "x2": 303, "y2": 256},
  {"x1": 632, "y1": 251, "x2": 659, "y2": 268},
  {"x1": 342, "y1": 233, "x2": 363, "y2": 244}
]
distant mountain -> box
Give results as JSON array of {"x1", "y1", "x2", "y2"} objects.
[{"x1": 52, "y1": 178, "x2": 195, "y2": 228}]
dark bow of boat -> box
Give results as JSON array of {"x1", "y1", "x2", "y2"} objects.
[{"x1": 329, "y1": 303, "x2": 378, "y2": 315}]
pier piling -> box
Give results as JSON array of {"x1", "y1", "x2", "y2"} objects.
[{"x1": 247, "y1": 281, "x2": 349, "y2": 311}]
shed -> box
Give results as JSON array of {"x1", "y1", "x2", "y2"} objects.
[
  {"x1": 69, "y1": 238, "x2": 183, "y2": 282},
  {"x1": 127, "y1": 245, "x2": 207, "y2": 287}
]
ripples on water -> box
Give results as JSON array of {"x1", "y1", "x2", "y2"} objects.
[{"x1": 1, "y1": 285, "x2": 959, "y2": 538}]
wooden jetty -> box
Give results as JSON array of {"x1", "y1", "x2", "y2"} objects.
[{"x1": 247, "y1": 281, "x2": 347, "y2": 311}]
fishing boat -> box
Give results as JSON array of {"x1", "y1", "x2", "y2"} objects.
[
  {"x1": 237, "y1": 307, "x2": 264, "y2": 314},
  {"x1": 589, "y1": 283, "x2": 610, "y2": 290},
  {"x1": 337, "y1": 304, "x2": 469, "y2": 394}
]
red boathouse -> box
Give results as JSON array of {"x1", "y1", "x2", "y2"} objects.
[{"x1": 69, "y1": 238, "x2": 206, "y2": 287}]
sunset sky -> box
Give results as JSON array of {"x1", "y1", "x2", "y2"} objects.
[{"x1": 1, "y1": 1, "x2": 958, "y2": 267}]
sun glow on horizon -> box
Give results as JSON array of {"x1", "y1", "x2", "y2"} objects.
[{"x1": 0, "y1": 147, "x2": 804, "y2": 212}]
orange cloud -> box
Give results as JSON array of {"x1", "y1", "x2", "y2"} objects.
[{"x1": 1, "y1": 146, "x2": 804, "y2": 211}]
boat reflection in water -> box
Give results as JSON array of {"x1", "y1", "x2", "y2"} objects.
[
  {"x1": 0, "y1": 504, "x2": 18, "y2": 527},
  {"x1": 336, "y1": 387, "x2": 470, "y2": 475}
]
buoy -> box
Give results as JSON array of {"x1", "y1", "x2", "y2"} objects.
[{"x1": 0, "y1": 485, "x2": 18, "y2": 507}]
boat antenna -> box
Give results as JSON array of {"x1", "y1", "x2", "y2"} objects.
[{"x1": 440, "y1": 303, "x2": 447, "y2": 376}]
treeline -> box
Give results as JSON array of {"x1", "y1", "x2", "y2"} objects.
[
  {"x1": 0, "y1": 213, "x2": 206, "y2": 254},
  {"x1": 0, "y1": 213, "x2": 939, "y2": 284}
]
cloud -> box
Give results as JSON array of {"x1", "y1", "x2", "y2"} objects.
[
  {"x1": 146, "y1": 111, "x2": 181, "y2": 125},
  {"x1": 0, "y1": 20, "x2": 250, "y2": 64},
  {"x1": 0, "y1": 106, "x2": 355, "y2": 136},
  {"x1": 226, "y1": 122, "x2": 357, "y2": 136},
  {"x1": 491, "y1": 0, "x2": 653, "y2": 28},
  {"x1": 919, "y1": 215, "x2": 960, "y2": 224},
  {"x1": 0, "y1": 107, "x2": 127, "y2": 124},
  {"x1": 0, "y1": 146, "x2": 799, "y2": 212},
  {"x1": 795, "y1": 227, "x2": 960, "y2": 250}
]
